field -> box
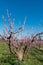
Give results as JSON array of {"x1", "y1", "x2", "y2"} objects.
[{"x1": 0, "y1": 40, "x2": 43, "y2": 65}]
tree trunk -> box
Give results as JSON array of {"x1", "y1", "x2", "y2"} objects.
[{"x1": 17, "y1": 50, "x2": 23, "y2": 61}]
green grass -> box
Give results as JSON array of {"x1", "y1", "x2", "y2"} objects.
[{"x1": 0, "y1": 40, "x2": 43, "y2": 65}]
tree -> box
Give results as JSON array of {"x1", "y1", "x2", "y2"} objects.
[
  {"x1": 0, "y1": 10, "x2": 28, "y2": 61},
  {"x1": 0, "y1": 10, "x2": 43, "y2": 61}
]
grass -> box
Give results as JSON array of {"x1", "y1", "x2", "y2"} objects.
[{"x1": 0, "y1": 40, "x2": 43, "y2": 65}]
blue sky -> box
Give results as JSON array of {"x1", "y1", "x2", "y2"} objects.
[{"x1": 0, "y1": 0, "x2": 43, "y2": 37}]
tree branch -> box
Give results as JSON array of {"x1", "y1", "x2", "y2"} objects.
[{"x1": 31, "y1": 32, "x2": 43, "y2": 42}]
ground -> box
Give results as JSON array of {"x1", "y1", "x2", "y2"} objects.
[{"x1": 0, "y1": 40, "x2": 43, "y2": 65}]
